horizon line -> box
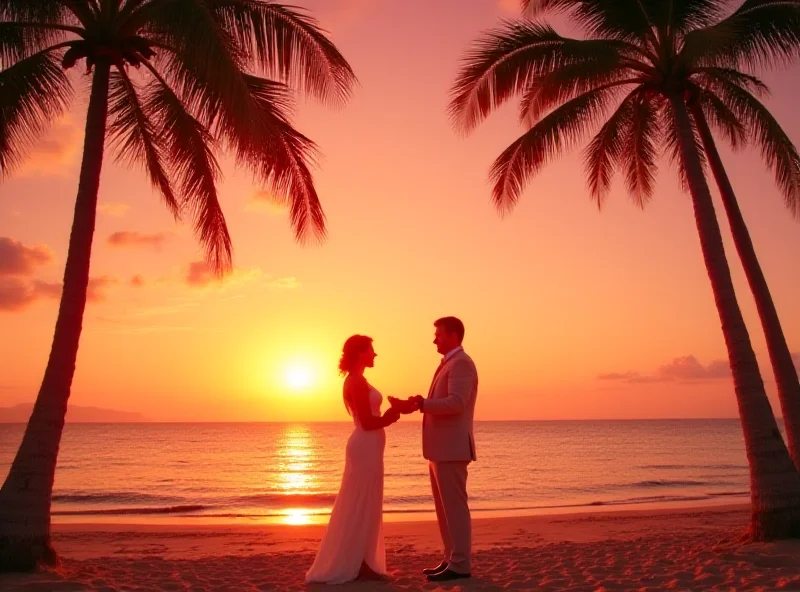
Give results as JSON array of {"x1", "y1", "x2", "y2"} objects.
[{"x1": 0, "y1": 417, "x2": 765, "y2": 424}]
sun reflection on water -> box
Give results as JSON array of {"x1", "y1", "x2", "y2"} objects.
[
  {"x1": 281, "y1": 507, "x2": 315, "y2": 525},
  {"x1": 274, "y1": 426, "x2": 321, "y2": 519}
]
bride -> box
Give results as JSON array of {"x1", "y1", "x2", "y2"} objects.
[{"x1": 305, "y1": 335, "x2": 402, "y2": 584}]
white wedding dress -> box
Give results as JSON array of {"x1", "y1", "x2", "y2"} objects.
[{"x1": 305, "y1": 385, "x2": 387, "y2": 584}]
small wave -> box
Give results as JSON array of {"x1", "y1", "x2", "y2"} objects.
[
  {"x1": 53, "y1": 491, "x2": 186, "y2": 505},
  {"x1": 52, "y1": 504, "x2": 208, "y2": 516},
  {"x1": 638, "y1": 464, "x2": 747, "y2": 471},
  {"x1": 633, "y1": 480, "x2": 710, "y2": 488},
  {"x1": 235, "y1": 493, "x2": 336, "y2": 507}
]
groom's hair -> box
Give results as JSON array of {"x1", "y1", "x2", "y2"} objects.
[{"x1": 434, "y1": 316, "x2": 465, "y2": 342}]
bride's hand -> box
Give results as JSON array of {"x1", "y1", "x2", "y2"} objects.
[
  {"x1": 384, "y1": 407, "x2": 401, "y2": 424},
  {"x1": 388, "y1": 396, "x2": 417, "y2": 415}
]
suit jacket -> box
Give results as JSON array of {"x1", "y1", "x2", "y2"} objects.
[{"x1": 421, "y1": 349, "x2": 478, "y2": 462}]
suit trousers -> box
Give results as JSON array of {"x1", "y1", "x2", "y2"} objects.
[{"x1": 428, "y1": 460, "x2": 471, "y2": 574}]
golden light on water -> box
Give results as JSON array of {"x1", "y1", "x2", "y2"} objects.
[
  {"x1": 276, "y1": 425, "x2": 319, "y2": 500},
  {"x1": 281, "y1": 508, "x2": 315, "y2": 526},
  {"x1": 272, "y1": 427, "x2": 328, "y2": 525}
]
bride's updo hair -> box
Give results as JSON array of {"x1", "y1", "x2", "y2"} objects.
[{"x1": 339, "y1": 335, "x2": 373, "y2": 376}]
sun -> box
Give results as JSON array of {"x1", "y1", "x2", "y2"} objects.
[{"x1": 285, "y1": 365, "x2": 314, "y2": 391}]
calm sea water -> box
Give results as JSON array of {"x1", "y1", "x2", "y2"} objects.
[{"x1": 0, "y1": 420, "x2": 763, "y2": 524}]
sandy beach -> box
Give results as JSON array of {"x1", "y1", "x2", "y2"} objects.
[{"x1": 2, "y1": 504, "x2": 800, "y2": 591}]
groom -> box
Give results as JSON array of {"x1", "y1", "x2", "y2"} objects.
[{"x1": 392, "y1": 316, "x2": 478, "y2": 582}]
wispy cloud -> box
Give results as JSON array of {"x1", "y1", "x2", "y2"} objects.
[
  {"x1": 86, "y1": 276, "x2": 118, "y2": 302},
  {"x1": 98, "y1": 203, "x2": 131, "y2": 218},
  {"x1": 0, "y1": 278, "x2": 57, "y2": 311},
  {"x1": 599, "y1": 355, "x2": 732, "y2": 384},
  {"x1": 185, "y1": 260, "x2": 263, "y2": 289},
  {"x1": 245, "y1": 190, "x2": 289, "y2": 215},
  {"x1": 266, "y1": 276, "x2": 300, "y2": 289},
  {"x1": 107, "y1": 231, "x2": 171, "y2": 249},
  {"x1": 0, "y1": 237, "x2": 53, "y2": 276},
  {"x1": 498, "y1": 0, "x2": 522, "y2": 14},
  {"x1": 0, "y1": 275, "x2": 116, "y2": 312}
]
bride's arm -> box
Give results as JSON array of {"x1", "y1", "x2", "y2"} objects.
[{"x1": 345, "y1": 376, "x2": 400, "y2": 430}]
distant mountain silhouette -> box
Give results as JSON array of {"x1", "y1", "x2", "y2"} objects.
[{"x1": 0, "y1": 404, "x2": 146, "y2": 423}]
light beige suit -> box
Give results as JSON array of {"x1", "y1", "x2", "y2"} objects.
[{"x1": 421, "y1": 347, "x2": 478, "y2": 574}]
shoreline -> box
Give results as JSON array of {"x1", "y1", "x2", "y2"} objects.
[
  {"x1": 6, "y1": 502, "x2": 800, "y2": 591},
  {"x1": 49, "y1": 494, "x2": 751, "y2": 526}
]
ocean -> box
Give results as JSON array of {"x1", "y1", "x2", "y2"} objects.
[{"x1": 0, "y1": 420, "x2": 760, "y2": 525}]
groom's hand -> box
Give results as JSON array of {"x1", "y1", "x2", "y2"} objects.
[{"x1": 388, "y1": 396, "x2": 418, "y2": 415}]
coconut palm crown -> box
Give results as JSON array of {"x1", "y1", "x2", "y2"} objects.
[
  {"x1": 449, "y1": 0, "x2": 800, "y2": 539},
  {"x1": 0, "y1": 0, "x2": 355, "y2": 571}
]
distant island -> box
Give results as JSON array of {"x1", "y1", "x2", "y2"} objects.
[{"x1": 0, "y1": 404, "x2": 146, "y2": 423}]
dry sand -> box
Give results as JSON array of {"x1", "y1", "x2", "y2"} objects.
[{"x1": 3, "y1": 504, "x2": 800, "y2": 591}]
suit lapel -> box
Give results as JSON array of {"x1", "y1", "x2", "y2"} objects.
[
  {"x1": 426, "y1": 350, "x2": 461, "y2": 398},
  {"x1": 427, "y1": 361, "x2": 446, "y2": 398}
]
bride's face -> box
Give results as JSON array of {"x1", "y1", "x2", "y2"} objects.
[{"x1": 360, "y1": 344, "x2": 377, "y2": 368}]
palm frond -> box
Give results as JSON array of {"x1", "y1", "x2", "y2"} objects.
[
  {"x1": 682, "y1": 0, "x2": 800, "y2": 69},
  {"x1": 583, "y1": 89, "x2": 638, "y2": 207},
  {"x1": 210, "y1": 0, "x2": 355, "y2": 105},
  {"x1": 141, "y1": 0, "x2": 255, "y2": 143},
  {"x1": 519, "y1": 53, "x2": 640, "y2": 126},
  {"x1": 690, "y1": 66, "x2": 769, "y2": 96},
  {"x1": 522, "y1": 0, "x2": 663, "y2": 43},
  {"x1": 0, "y1": 47, "x2": 72, "y2": 176},
  {"x1": 107, "y1": 70, "x2": 179, "y2": 216},
  {"x1": 648, "y1": 0, "x2": 725, "y2": 34},
  {"x1": 489, "y1": 83, "x2": 621, "y2": 212},
  {"x1": 155, "y1": 49, "x2": 252, "y2": 141},
  {"x1": 0, "y1": 22, "x2": 71, "y2": 68},
  {"x1": 700, "y1": 78, "x2": 800, "y2": 219},
  {"x1": 0, "y1": 0, "x2": 70, "y2": 21},
  {"x1": 449, "y1": 20, "x2": 633, "y2": 133},
  {"x1": 234, "y1": 75, "x2": 325, "y2": 242},
  {"x1": 691, "y1": 86, "x2": 747, "y2": 150},
  {"x1": 622, "y1": 93, "x2": 661, "y2": 206},
  {"x1": 143, "y1": 74, "x2": 232, "y2": 273}
]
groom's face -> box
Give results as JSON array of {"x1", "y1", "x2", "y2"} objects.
[{"x1": 434, "y1": 326, "x2": 458, "y2": 355}]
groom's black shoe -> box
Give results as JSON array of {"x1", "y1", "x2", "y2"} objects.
[
  {"x1": 426, "y1": 569, "x2": 471, "y2": 582},
  {"x1": 422, "y1": 561, "x2": 448, "y2": 576}
]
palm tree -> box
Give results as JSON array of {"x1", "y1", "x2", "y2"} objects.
[
  {"x1": 0, "y1": 0, "x2": 355, "y2": 570},
  {"x1": 449, "y1": 0, "x2": 800, "y2": 539},
  {"x1": 680, "y1": 0, "x2": 800, "y2": 473}
]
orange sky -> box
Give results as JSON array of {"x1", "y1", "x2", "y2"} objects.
[{"x1": 1, "y1": 0, "x2": 799, "y2": 422}]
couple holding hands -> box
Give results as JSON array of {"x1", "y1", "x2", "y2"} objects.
[{"x1": 305, "y1": 316, "x2": 479, "y2": 584}]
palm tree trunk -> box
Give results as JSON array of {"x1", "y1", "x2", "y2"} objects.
[
  {"x1": 691, "y1": 105, "x2": 800, "y2": 472},
  {"x1": 0, "y1": 60, "x2": 111, "y2": 572},
  {"x1": 671, "y1": 96, "x2": 800, "y2": 540}
]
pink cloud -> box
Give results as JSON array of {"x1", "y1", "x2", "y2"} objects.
[
  {"x1": 498, "y1": 0, "x2": 522, "y2": 14},
  {"x1": 184, "y1": 261, "x2": 294, "y2": 290},
  {"x1": 0, "y1": 276, "x2": 116, "y2": 312},
  {"x1": 0, "y1": 237, "x2": 53, "y2": 276},
  {"x1": 599, "y1": 355, "x2": 732, "y2": 383},
  {"x1": 98, "y1": 203, "x2": 131, "y2": 218},
  {"x1": 107, "y1": 231, "x2": 170, "y2": 249},
  {"x1": 246, "y1": 190, "x2": 289, "y2": 215}
]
